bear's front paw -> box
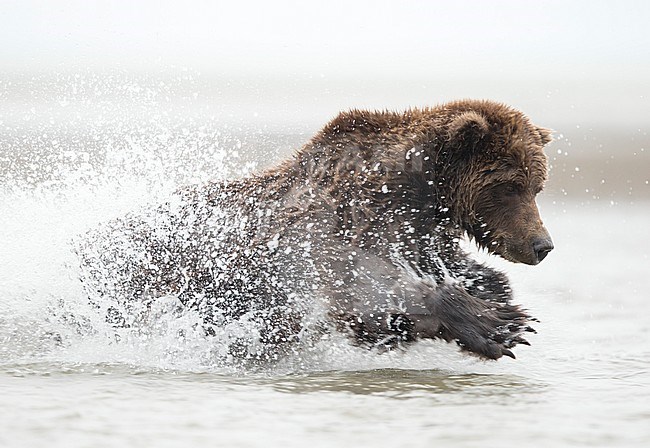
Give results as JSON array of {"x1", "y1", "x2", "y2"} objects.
[
  {"x1": 426, "y1": 286, "x2": 536, "y2": 360},
  {"x1": 451, "y1": 303, "x2": 536, "y2": 360}
]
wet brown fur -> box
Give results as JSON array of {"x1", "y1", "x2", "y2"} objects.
[{"x1": 78, "y1": 99, "x2": 553, "y2": 362}]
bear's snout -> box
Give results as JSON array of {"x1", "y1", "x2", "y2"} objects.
[{"x1": 532, "y1": 237, "x2": 554, "y2": 264}]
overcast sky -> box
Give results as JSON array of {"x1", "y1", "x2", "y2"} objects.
[
  {"x1": 3, "y1": 0, "x2": 649, "y2": 79},
  {"x1": 2, "y1": 1, "x2": 649, "y2": 130}
]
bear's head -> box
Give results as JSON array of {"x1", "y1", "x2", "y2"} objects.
[{"x1": 440, "y1": 102, "x2": 554, "y2": 265}]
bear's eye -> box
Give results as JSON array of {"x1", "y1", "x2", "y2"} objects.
[{"x1": 501, "y1": 184, "x2": 520, "y2": 196}]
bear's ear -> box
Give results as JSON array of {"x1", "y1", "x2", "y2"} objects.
[
  {"x1": 448, "y1": 111, "x2": 489, "y2": 150},
  {"x1": 536, "y1": 126, "x2": 553, "y2": 146}
]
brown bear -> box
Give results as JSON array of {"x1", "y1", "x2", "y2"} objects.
[{"x1": 77, "y1": 99, "x2": 553, "y2": 362}]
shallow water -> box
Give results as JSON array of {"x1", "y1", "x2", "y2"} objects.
[{"x1": 1, "y1": 76, "x2": 650, "y2": 447}]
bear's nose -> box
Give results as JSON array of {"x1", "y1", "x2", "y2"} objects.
[{"x1": 532, "y1": 238, "x2": 554, "y2": 263}]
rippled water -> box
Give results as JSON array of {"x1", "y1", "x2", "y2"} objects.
[{"x1": 1, "y1": 75, "x2": 649, "y2": 447}]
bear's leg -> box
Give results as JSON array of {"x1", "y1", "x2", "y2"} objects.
[
  {"x1": 419, "y1": 283, "x2": 535, "y2": 360},
  {"x1": 419, "y1": 248, "x2": 514, "y2": 305},
  {"x1": 332, "y1": 309, "x2": 418, "y2": 350},
  {"x1": 454, "y1": 259, "x2": 513, "y2": 305}
]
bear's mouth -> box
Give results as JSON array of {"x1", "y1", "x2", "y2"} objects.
[
  {"x1": 495, "y1": 238, "x2": 550, "y2": 265},
  {"x1": 478, "y1": 235, "x2": 539, "y2": 265},
  {"x1": 499, "y1": 246, "x2": 533, "y2": 265}
]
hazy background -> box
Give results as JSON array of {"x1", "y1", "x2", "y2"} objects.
[{"x1": 1, "y1": 0, "x2": 649, "y2": 200}]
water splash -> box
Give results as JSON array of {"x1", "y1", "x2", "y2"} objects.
[
  {"x1": 0, "y1": 72, "x2": 270, "y2": 372},
  {"x1": 0, "y1": 73, "x2": 506, "y2": 376}
]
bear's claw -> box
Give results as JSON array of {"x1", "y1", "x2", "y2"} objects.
[{"x1": 426, "y1": 285, "x2": 536, "y2": 360}]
